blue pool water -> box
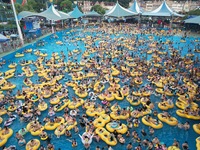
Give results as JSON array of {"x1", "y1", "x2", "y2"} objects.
[{"x1": 0, "y1": 27, "x2": 200, "y2": 150}]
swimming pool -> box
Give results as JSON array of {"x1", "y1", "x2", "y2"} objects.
[{"x1": 0, "y1": 26, "x2": 200, "y2": 150}]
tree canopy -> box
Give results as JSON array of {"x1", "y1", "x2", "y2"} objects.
[
  {"x1": 187, "y1": 8, "x2": 200, "y2": 15},
  {"x1": 91, "y1": 5, "x2": 106, "y2": 15},
  {"x1": 15, "y1": 0, "x2": 45, "y2": 13},
  {"x1": 182, "y1": 8, "x2": 200, "y2": 20},
  {"x1": 60, "y1": 0, "x2": 73, "y2": 13}
]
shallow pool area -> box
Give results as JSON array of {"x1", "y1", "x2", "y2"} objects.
[{"x1": 0, "y1": 25, "x2": 200, "y2": 150}]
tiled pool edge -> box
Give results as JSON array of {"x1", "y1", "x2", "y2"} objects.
[{"x1": 0, "y1": 32, "x2": 53, "y2": 60}]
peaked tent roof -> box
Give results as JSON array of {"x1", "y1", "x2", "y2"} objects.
[
  {"x1": 104, "y1": 1, "x2": 138, "y2": 18},
  {"x1": 68, "y1": 6, "x2": 83, "y2": 19},
  {"x1": 142, "y1": 0, "x2": 184, "y2": 17},
  {"x1": 17, "y1": 5, "x2": 71, "y2": 21},
  {"x1": 84, "y1": 10, "x2": 101, "y2": 17},
  {"x1": 18, "y1": 11, "x2": 40, "y2": 21},
  {"x1": 58, "y1": 11, "x2": 72, "y2": 20},
  {"x1": 184, "y1": 16, "x2": 200, "y2": 25},
  {"x1": 0, "y1": 34, "x2": 9, "y2": 43},
  {"x1": 129, "y1": 0, "x2": 143, "y2": 14},
  {"x1": 39, "y1": 4, "x2": 62, "y2": 21}
]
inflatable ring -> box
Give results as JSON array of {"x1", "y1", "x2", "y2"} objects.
[{"x1": 26, "y1": 139, "x2": 40, "y2": 150}]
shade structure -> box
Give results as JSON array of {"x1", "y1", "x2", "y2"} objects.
[
  {"x1": 129, "y1": 0, "x2": 143, "y2": 14},
  {"x1": 68, "y1": 6, "x2": 84, "y2": 19},
  {"x1": 84, "y1": 10, "x2": 101, "y2": 17},
  {"x1": 58, "y1": 11, "x2": 72, "y2": 20},
  {"x1": 142, "y1": 0, "x2": 184, "y2": 17},
  {"x1": 0, "y1": 34, "x2": 10, "y2": 43},
  {"x1": 18, "y1": 5, "x2": 71, "y2": 21},
  {"x1": 18, "y1": 11, "x2": 40, "y2": 21},
  {"x1": 184, "y1": 16, "x2": 200, "y2": 25},
  {"x1": 39, "y1": 4, "x2": 62, "y2": 21},
  {"x1": 104, "y1": 1, "x2": 138, "y2": 18}
]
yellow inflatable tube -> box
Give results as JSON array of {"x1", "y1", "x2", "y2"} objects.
[
  {"x1": 8, "y1": 63, "x2": 17, "y2": 68},
  {"x1": 126, "y1": 95, "x2": 140, "y2": 106},
  {"x1": 68, "y1": 99, "x2": 84, "y2": 109},
  {"x1": 95, "y1": 127, "x2": 117, "y2": 146},
  {"x1": 110, "y1": 112, "x2": 129, "y2": 120},
  {"x1": 196, "y1": 137, "x2": 200, "y2": 150},
  {"x1": 54, "y1": 125, "x2": 66, "y2": 136},
  {"x1": 176, "y1": 109, "x2": 200, "y2": 120},
  {"x1": 75, "y1": 90, "x2": 88, "y2": 98},
  {"x1": 38, "y1": 103, "x2": 48, "y2": 111},
  {"x1": 30, "y1": 127, "x2": 44, "y2": 136},
  {"x1": 65, "y1": 121, "x2": 77, "y2": 131},
  {"x1": 0, "y1": 128, "x2": 13, "y2": 139},
  {"x1": 142, "y1": 116, "x2": 163, "y2": 129},
  {"x1": 15, "y1": 53, "x2": 24, "y2": 57},
  {"x1": 113, "y1": 91, "x2": 124, "y2": 100},
  {"x1": 26, "y1": 139, "x2": 40, "y2": 150},
  {"x1": 1, "y1": 84, "x2": 16, "y2": 90},
  {"x1": 106, "y1": 123, "x2": 128, "y2": 134},
  {"x1": 50, "y1": 97, "x2": 60, "y2": 105},
  {"x1": 0, "y1": 137, "x2": 7, "y2": 147},
  {"x1": 54, "y1": 99, "x2": 70, "y2": 112},
  {"x1": 193, "y1": 124, "x2": 200, "y2": 134},
  {"x1": 167, "y1": 146, "x2": 180, "y2": 150},
  {"x1": 44, "y1": 117, "x2": 65, "y2": 130},
  {"x1": 157, "y1": 113, "x2": 178, "y2": 126},
  {"x1": 86, "y1": 108, "x2": 105, "y2": 117}
]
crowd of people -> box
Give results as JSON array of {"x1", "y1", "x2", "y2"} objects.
[{"x1": 0, "y1": 22, "x2": 199, "y2": 150}]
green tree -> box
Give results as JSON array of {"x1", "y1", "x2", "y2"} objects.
[
  {"x1": 60, "y1": 0, "x2": 73, "y2": 12},
  {"x1": 188, "y1": 8, "x2": 200, "y2": 15},
  {"x1": 23, "y1": 3, "x2": 35, "y2": 12},
  {"x1": 182, "y1": 8, "x2": 200, "y2": 20},
  {"x1": 27, "y1": 0, "x2": 46, "y2": 12},
  {"x1": 118, "y1": 0, "x2": 131, "y2": 8},
  {"x1": 91, "y1": 5, "x2": 106, "y2": 15},
  {"x1": 15, "y1": 3, "x2": 23, "y2": 14},
  {"x1": 54, "y1": 0, "x2": 63, "y2": 10}
]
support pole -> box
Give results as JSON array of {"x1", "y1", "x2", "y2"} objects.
[
  {"x1": 11, "y1": 0, "x2": 24, "y2": 45},
  {"x1": 170, "y1": 14, "x2": 174, "y2": 35},
  {"x1": 138, "y1": 13, "x2": 140, "y2": 28}
]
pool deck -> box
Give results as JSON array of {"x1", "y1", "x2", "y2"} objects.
[{"x1": 0, "y1": 32, "x2": 53, "y2": 58}]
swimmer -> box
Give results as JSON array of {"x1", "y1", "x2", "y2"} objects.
[
  {"x1": 66, "y1": 138, "x2": 78, "y2": 147},
  {"x1": 18, "y1": 138, "x2": 26, "y2": 146},
  {"x1": 183, "y1": 122, "x2": 190, "y2": 130},
  {"x1": 182, "y1": 141, "x2": 189, "y2": 150}
]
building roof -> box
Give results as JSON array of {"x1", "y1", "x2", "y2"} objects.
[
  {"x1": 104, "y1": 1, "x2": 137, "y2": 18},
  {"x1": 142, "y1": 0, "x2": 184, "y2": 17}
]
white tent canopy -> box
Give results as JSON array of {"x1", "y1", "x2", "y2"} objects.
[
  {"x1": 105, "y1": 1, "x2": 137, "y2": 18},
  {"x1": 142, "y1": 0, "x2": 184, "y2": 17},
  {"x1": 18, "y1": 11, "x2": 41, "y2": 21},
  {"x1": 0, "y1": 34, "x2": 10, "y2": 43},
  {"x1": 129, "y1": 0, "x2": 143, "y2": 14},
  {"x1": 184, "y1": 16, "x2": 200, "y2": 25},
  {"x1": 68, "y1": 5, "x2": 84, "y2": 19},
  {"x1": 18, "y1": 4, "x2": 72, "y2": 21}
]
